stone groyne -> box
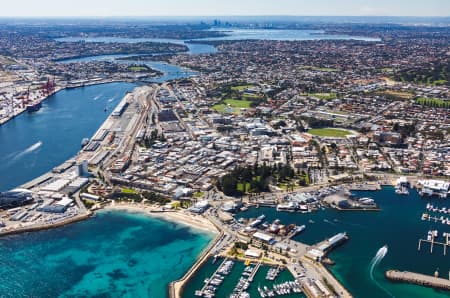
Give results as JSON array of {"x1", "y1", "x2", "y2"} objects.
[{"x1": 385, "y1": 270, "x2": 450, "y2": 292}]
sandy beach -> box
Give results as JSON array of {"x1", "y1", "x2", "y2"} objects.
[{"x1": 102, "y1": 202, "x2": 219, "y2": 234}]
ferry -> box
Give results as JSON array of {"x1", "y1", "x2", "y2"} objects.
[
  {"x1": 287, "y1": 224, "x2": 306, "y2": 238},
  {"x1": 418, "y1": 179, "x2": 450, "y2": 199},
  {"x1": 249, "y1": 218, "x2": 263, "y2": 228},
  {"x1": 276, "y1": 201, "x2": 297, "y2": 212},
  {"x1": 395, "y1": 186, "x2": 409, "y2": 195},
  {"x1": 257, "y1": 214, "x2": 266, "y2": 221},
  {"x1": 299, "y1": 204, "x2": 309, "y2": 212},
  {"x1": 358, "y1": 197, "x2": 375, "y2": 204},
  {"x1": 296, "y1": 224, "x2": 306, "y2": 233}
]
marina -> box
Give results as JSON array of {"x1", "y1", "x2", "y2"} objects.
[
  {"x1": 185, "y1": 257, "x2": 304, "y2": 298},
  {"x1": 220, "y1": 187, "x2": 450, "y2": 298}
]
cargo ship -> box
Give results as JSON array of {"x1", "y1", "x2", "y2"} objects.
[{"x1": 26, "y1": 102, "x2": 42, "y2": 113}]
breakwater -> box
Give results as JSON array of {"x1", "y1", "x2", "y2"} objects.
[
  {"x1": 385, "y1": 270, "x2": 450, "y2": 292},
  {"x1": 168, "y1": 219, "x2": 223, "y2": 298}
]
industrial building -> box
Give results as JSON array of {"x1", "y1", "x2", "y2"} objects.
[{"x1": 0, "y1": 188, "x2": 34, "y2": 209}]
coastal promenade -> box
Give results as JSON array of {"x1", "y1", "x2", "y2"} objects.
[
  {"x1": 104, "y1": 202, "x2": 218, "y2": 233},
  {"x1": 386, "y1": 270, "x2": 450, "y2": 291}
]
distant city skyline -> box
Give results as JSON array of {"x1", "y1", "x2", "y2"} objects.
[{"x1": 0, "y1": 0, "x2": 449, "y2": 17}]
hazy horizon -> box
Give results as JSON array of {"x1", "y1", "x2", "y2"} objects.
[{"x1": 0, "y1": 0, "x2": 448, "y2": 18}]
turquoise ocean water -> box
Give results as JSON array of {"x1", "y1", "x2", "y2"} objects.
[{"x1": 0, "y1": 210, "x2": 214, "y2": 298}]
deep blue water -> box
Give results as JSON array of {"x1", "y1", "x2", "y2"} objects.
[
  {"x1": 0, "y1": 210, "x2": 214, "y2": 298},
  {"x1": 236, "y1": 187, "x2": 450, "y2": 298},
  {"x1": 0, "y1": 82, "x2": 136, "y2": 191}
]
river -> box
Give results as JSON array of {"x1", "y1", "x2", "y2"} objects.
[
  {"x1": 0, "y1": 82, "x2": 137, "y2": 191},
  {"x1": 56, "y1": 28, "x2": 380, "y2": 55}
]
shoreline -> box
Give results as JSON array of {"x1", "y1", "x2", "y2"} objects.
[
  {"x1": 102, "y1": 203, "x2": 219, "y2": 235},
  {"x1": 101, "y1": 203, "x2": 224, "y2": 298}
]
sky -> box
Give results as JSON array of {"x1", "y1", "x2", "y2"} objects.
[{"x1": 0, "y1": 0, "x2": 449, "y2": 17}]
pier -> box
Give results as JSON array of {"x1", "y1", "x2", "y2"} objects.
[
  {"x1": 418, "y1": 234, "x2": 450, "y2": 256},
  {"x1": 248, "y1": 261, "x2": 262, "y2": 282},
  {"x1": 385, "y1": 270, "x2": 450, "y2": 292},
  {"x1": 197, "y1": 257, "x2": 229, "y2": 296}
]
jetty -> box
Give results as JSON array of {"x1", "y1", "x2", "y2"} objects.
[
  {"x1": 418, "y1": 234, "x2": 450, "y2": 256},
  {"x1": 197, "y1": 257, "x2": 229, "y2": 296},
  {"x1": 385, "y1": 270, "x2": 450, "y2": 292},
  {"x1": 248, "y1": 260, "x2": 262, "y2": 282}
]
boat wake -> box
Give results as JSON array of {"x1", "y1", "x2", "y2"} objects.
[
  {"x1": 13, "y1": 141, "x2": 43, "y2": 160},
  {"x1": 369, "y1": 245, "x2": 394, "y2": 297},
  {"x1": 93, "y1": 93, "x2": 103, "y2": 101},
  {"x1": 108, "y1": 96, "x2": 118, "y2": 102},
  {"x1": 323, "y1": 219, "x2": 336, "y2": 225}
]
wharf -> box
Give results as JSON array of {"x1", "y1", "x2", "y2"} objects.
[
  {"x1": 296, "y1": 257, "x2": 353, "y2": 298},
  {"x1": 334, "y1": 206, "x2": 381, "y2": 212},
  {"x1": 347, "y1": 183, "x2": 381, "y2": 191},
  {"x1": 385, "y1": 270, "x2": 450, "y2": 291},
  {"x1": 20, "y1": 172, "x2": 54, "y2": 189}
]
